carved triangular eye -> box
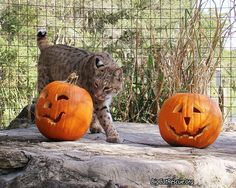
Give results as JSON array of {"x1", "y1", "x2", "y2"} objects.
[
  {"x1": 173, "y1": 104, "x2": 183, "y2": 113},
  {"x1": 178, "y1": 107, "x2": 183, "y2": 113},
  {"x1": 95, "y1": 58, "x2": 104, "y2": 68},
  {"x1": 193, "y1": 107, "x2": 201, "y2": 113}
]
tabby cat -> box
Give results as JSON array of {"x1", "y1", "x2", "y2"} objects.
[{"x1": 11, "y1": 30, "x2": 123, "y2": 143}]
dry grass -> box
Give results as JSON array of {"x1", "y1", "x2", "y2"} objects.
[
  {"x1": 151, "y1": 0, "x2": 236, "y2": 111},
  {"x1": 1, "y1": 0, "x2": 235, "y2": 126},
  {"x1": 112, "y1": 0, "x2": 236, "y2": 123}
]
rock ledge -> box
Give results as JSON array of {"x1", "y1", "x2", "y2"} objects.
[{"x1": 0, "y1": 122, "x2": 236, "y2": 188}]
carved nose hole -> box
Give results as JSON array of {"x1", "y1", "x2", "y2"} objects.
[{"x1": 184, "y1": 117, "x2": 191, "y2": 125}]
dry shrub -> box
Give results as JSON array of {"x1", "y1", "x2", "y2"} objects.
[{"x1": 151, "y1": 0, "x2": 236, "y2": 113}]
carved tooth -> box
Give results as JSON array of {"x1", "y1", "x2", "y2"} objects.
[
  {"x1": 189, "y1": 136, "x2": 194, "y2": 139},
  {"x1": 171, "y1": 131, "x2": 177, "y2": 137},
  {"x1": 166, "y1": 124, "x2": 170, "y2": 131},
  {"x1": 203, "y1": 126, "x2": 209, "y2": 132},
  {"x1": 167, "y1": 124, "x2": 178, "y2": 137},
  {"x1": 194, "y1": 132, "x2": 203, "y2": 139}
]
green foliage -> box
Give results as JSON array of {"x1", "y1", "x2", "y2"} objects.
[
  {"x1": 0, "y1": 2, "x2": 38, "y2": 127},
  {"x1": 0, "y1": 3, "x2": 37, "y2": 41},
  {"x1": 0, "y1": 0, "x2": 235, "y2": 127}
]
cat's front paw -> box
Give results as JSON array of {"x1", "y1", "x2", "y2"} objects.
[{"x1": 106, "y1": 136, "x2": 122, "y2": 143}]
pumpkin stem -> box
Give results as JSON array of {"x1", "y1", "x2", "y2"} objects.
[{"x1": 66, "y1": 72, "x2": 79, "y2": 85}]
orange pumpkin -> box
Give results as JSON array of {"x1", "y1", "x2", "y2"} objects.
[
  {"x1": 35, "y1": 76, "x2": 93, "y2": 141},
  {"x1": 158, "y1": 93, "x2": 222, "y2": 148}
]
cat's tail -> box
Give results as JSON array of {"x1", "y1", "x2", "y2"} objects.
[{"x1": 37, "y1": 29, "x2": 51, "y2": 50}]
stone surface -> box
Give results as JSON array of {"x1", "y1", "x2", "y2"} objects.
[{"x1": 0, "y1": 122, "x2": 236, "y2": 188}]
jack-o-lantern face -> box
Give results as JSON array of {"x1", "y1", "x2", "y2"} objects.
[
  {"x1": 158, "y1": 93, "x2": 222, "y2": 148},
  {"x1": 35, "y1": 81, "x2": 93, "y2": 141}
]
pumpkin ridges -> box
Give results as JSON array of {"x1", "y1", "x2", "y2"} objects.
[
  {"x1": 35, "y1": 80, "x2": 93, "y2": 141},
  {"x1": 158, "y1": 93, "x2": 222, "y2": 148}
]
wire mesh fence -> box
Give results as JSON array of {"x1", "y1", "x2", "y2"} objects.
[{"x1": 0, "y1": 0, "x2": 235, "y2": 128}]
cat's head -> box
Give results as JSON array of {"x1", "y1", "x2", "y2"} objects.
[{"x1": 88, "y1": 52, "x2": 123, "y2": 102}]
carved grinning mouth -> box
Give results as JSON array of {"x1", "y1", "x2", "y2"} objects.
[
  {"x1": 43, "y1": 112, "x2": 65, "y2": 125},
  {"x1": 168, "y1": 124, "x2": 209, "y2": 140}
]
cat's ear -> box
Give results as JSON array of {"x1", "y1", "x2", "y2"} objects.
[{"x1": 95, "y1": 58, "x2": 104, "y2": 68}]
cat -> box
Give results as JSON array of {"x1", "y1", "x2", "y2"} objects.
[{"x1": 9, "y1": 29, "x2": 123, "y2": 143}]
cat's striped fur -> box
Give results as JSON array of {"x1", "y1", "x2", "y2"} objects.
[
  {"x1": 9, "y1": 30, "x2": 123, "y2": 143},
  {"x1": 37, "y1": 30, "x2": 123, "y2": 143}
]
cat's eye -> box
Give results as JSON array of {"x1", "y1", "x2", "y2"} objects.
[
  {"x1": 94, "y1": 82, "x2": 98, "y2": 88},
  {"x1": 104, "y1": 87, "x2": 110, "y2": 90},
  {"x1": 104, "y1": 87, "x2": 112, "y2": 92}
]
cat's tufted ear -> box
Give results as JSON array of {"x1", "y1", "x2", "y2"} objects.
[
  {"x1": 114, "y1": 68, "x2": 123, "y2": 80},
  {"x1": 95, "y1": 58, "x2": 104, "y2": 68}
]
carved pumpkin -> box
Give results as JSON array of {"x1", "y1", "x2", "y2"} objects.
[
  {"x1": 35, "y1": 75, "x2": 93, "y2": 141},
  {"x1": 158, "y1": 93, "x2": 222, "y2": 148}
]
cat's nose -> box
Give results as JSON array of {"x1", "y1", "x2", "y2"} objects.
[{"x1": 94, "y1": 93, "x2": 105, "y2": 101}]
